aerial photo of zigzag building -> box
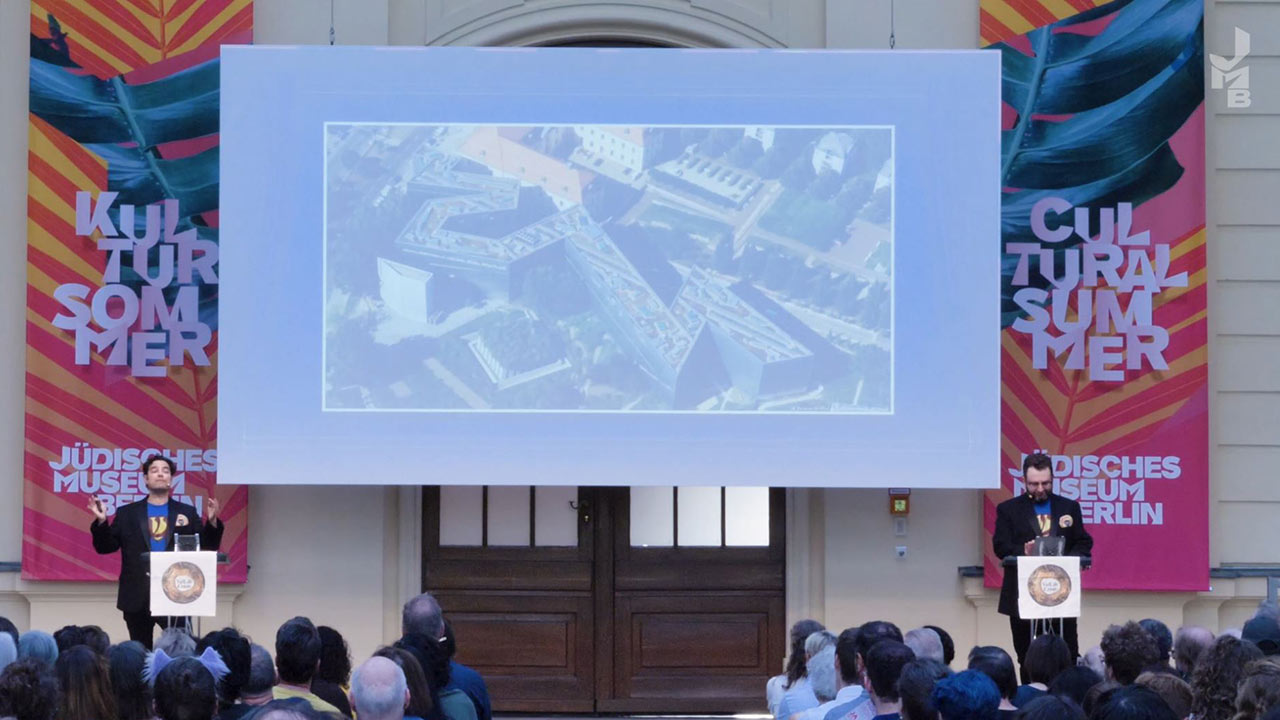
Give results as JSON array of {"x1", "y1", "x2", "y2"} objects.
[{"x1": 327, "y1": 122, "x2": 893, "y2": 412}]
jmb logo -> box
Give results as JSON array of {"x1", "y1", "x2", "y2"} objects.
[{"x1": 1210, "y1": 27, "x2": 1252, "y2": 109}]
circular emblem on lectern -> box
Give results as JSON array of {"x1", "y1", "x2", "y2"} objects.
[
  {"x1": 161, "y1": 562, "x2": 206, "y2": 604},
  {"x1": 1027, "y1": 564, "x2": 1071, "y2": 607}
]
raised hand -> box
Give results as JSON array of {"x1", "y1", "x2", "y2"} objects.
[
  {"x1": 87, "y1": 496, "x2": 107, "y2": 523},
  {"x1": 206, "y1": 496, "x2": 221, "y2": 524}
]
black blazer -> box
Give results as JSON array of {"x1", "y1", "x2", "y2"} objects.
[
  {"x1": 992, "y1": 493, "x2": 1092, "y2": 616},
  {"x1": 90, "y1": 498, "x2": 224, "y2": 613}
]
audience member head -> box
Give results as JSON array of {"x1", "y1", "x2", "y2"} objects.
[
  {"x1": 197, "y1": 627, "x2": 251, "y2": 708},
  {"x1": 17, "y1": 632, "x2": 57, "y2": 667},
  {"x1": 318, "y1": 625, "x2": 353, "y2": 687},
  {"x1": 1233, "y1": 659, "x2": 1280, "y2": 720},
  {"x1": 394, "y1": 633, "x2": 451, "y2": 693},
  {"x1": 275, "y1": 616, "x2": 322, "y2": 686},
  {"x1": 1082, "y1": 646, "x2": 1107, "y2": 679},
  {"x1": 854, "y1": 621, "x2": 904, "y2": 680},
  {"x1": 108, "y1": 641, "x2": 152, "y2": 720},
  {"x1": 0, "y1": 617, "x2": 18, "y2": 650},
  {"x1": 1174, "y1": 627, "x2": 1215, "y2": 679},
  {"x1": 155, "y1": 627, "x2": 197, "y2": 658},
  {"x1": 900, "y1": 659, "x2": 954, "y2": 720},
  {"x1": 351, "y1": 656, "x2": 409, "y2": 720},
  {"x1": 1092, "y1": 685, "x2": 1179, "y2": 720},
  {"x1": 1016, "y1": 695, "x2": 1086, "y2": 720},
  {"x1": 865, "y1": 640, "x2": 916, "y2": 703},
  {"x1": 53, "y1": 645, "x2": 115, "y2": 720},
  {"x1": 933, "y1": 669, "x2": 1001, "y2": 720},
  {"x1": 373, "y1": 647, "x2": 434, "y2": 719},
  {"x1": 927, "y1": 625, "x2": 958, "y2": 667},
  {"x1": 785, "y1": 620, "x2": 827, "y2": 687},
  {"x1": 1049, "y1": 665, "x2": 1103, "y2": 707},
  {"x1": 1026, "y1": 634, "x2": 1074, "y2": 686},
  {"x1": 906, "y1": 628, "x2": 945, "y2": 664},
  {"x1": 1190, "y1": 636, "x2": 1265, "y2": 720},
  {"x1": 238, "y1": 699, "x2": 333, "y2": 720},
  {"x1": 51, "y1": 626, "x2": 84, "y2": 654},
  {"x1": 806, "y1": 630, "x2": 837, "y2": 657},
  {"x1": 1101, "y1": 622, "x2": 1162, "y2": 685},
  {"x1": 77, "y1": 626, "x2": 109, "y2": 656},
  {"x1": 0, "y1": 658, "x2": 60, "y2": 720},
  {"x1": 1243, "y1": 619, "x2": 1280, "y2": 658},
  {"x1": 836, "y1": 628, "x2": 862, "y2": 687},
  {"x1": 1134, "y1": 671, "x2": 1192, "y2": 719},
  {"x1": 440, "y1": 619, "x2": 457, "y2": 661},
  {"x1": 241, "y1": 644, "x2": 277, "y2": 705},
  {"x1": 154, "y1": 656, "x2": 218, "y2": 720},
  {"x1": 968, "y1": 646, "x2": 1017, "y2": 703},
  {"x1": 402, "y1": 593, "x2": 445, "y2": 640},
  {"x1": 1084, "y1": 681, "x2": 1122, "y2": 718},
  {"x1": 808, "y1": 645, "x2": 839, "y2": 702},
  {"x1": 0, "y1": 634, "x2": 16, "y2": 674},
  {"x1": 1139, "y1": 621, "x2": 1174, "y2": 665}
]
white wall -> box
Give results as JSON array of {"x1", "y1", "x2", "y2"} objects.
[{"x1": 1, "y1": 0, "x2": 1277, "y2": 672}]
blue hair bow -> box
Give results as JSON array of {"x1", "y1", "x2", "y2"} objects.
[{"x1": 144, "y1": 647, "x2": 230, "y2": 686}]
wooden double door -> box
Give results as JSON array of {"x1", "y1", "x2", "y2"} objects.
[{"x1": 423, "y1": 486, "x2": 786, "y2": 713}]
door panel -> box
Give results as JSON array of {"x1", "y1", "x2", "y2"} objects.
[{"x1": 423, "y1": 486, "x2": 784, "y2": 712}]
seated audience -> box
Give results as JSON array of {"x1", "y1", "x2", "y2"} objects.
[
  {"x1": 796, "y1": 627, "x2": 874, "y2": 720},
  {"x1": 969, "y1": 646, "x2": 1019, "y2": 720},
  {"x1": 0, "y1": 618, "x2": 17, "y2": 648},
  {"x1": 1016, "y1": 635, "x2": 1073, "y2": 707},
  {"x1": 51, "y1": 625, "x2": 84, "y2": 654},
  {"x1": 1084, "y1": 682, "x2": 1122, "y2": 718},
  {"x1": 1243, "y1": 620, "x2": 1280, "y2": 659},
  {"x1": 155, "y1": 656, "x2": 219, "y2": 720},
  {"x1": 272, "y1": 617, "x2": 342, "y2": 714},
  {"x1": 1091, "y1": 685, "x2": 1179, "y2": 720},
  {"x1": 1174, "y1": 627, "x2": 1215, "y2": 681},
  {"x1": 1190, "y1": 636, "x2": 1266, "y2": 720},
  {"x1": 373, "y1": 647, "x2": 435, "y2": 720},
  {"x1": 862, "y1": 640, "x2": 916, "y2": 720},
  {"x1": 78, "y1": 626, "x2": 109, "y2": 656},
  {"x1": 54, "y1": 645, "x2": 116, "y2": 720},
  {"x1": 933, "y1": 669, "x2": 1001, "y2": 720},
  {"x1": 156, "y1": 627, "x2": 198, "y2": 658},
  {"x1": 16, "y1": 632, "x2": 57, "y2": 667},
  {"x1": 394, "y1": 634, "x2": 475, "y2": 720},
  {"x1": 317, "y1": 626, "x2": 354, "y2": 709},
  {"x1": 899, "y1": 659, "x2": 954, "y2": 720},
  {"x1": 1081, "y1": 647, "x2": 1107, "y2": 680},
  {"x1": 769, "y1": 619, "x2": 826, "y2": 720},
  {"x1": 0, "y1": 658, "x2": 60, "y2": 720},
  {"x1": 0, "y1": 634, "x2": 15, "y2": 674},
  {"x1": 198, "y1": 628, "x2": 253, "y2": 713},
  {"x1": 219, "y1": 644, "x2": 279, "y2": 720},
  {"x1": 1134, "y1": 671, "x2": 1192, "y2": 720},
  {"x1": 1015, "y1": 694, "x2": 1086, "y2": 720},
  {"x1": 926, "y1": 626, "x2": 957, "y2": 667},
  {"x1": 1139, "y1": 621, "x2": 1175, "y2": 670},
  {"x1": 806, "y1": 632, "x2": 840, "y2": 705},
  {"x1": 1048, "y1": 666, "x2": 1103, "y2": 707},
  {"x1": 906, "y1": 629, "x2": 946, "y2": 665},
  {"x1": 108, "y1": 641, "x2": 152, "y2": 720},
  {"x1": 351, "y1": 656, "x2": 411, "y2": 720},
  {"x1": 1101, "y1": 623, "x2": 1162, "y2": 685},
  {"x1": 1233, "y1": 660, "x2": 1280, "y2": 720},
  {"x1": 402, "y1": 594, "x2": 491, "y2": 720}
]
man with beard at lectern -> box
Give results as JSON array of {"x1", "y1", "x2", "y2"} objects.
[
  {"x1": 993, "y1": 452, "x2": 1092, "y2": 681},
  {"x1": 88, "y1": 454, "x2": 224, "y2": 649}
]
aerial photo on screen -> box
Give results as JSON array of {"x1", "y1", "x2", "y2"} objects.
[{"x1": 324, "y1": 123, "x2": 893, "y2": 413}]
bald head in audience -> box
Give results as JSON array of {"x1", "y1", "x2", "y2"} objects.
[
  {"x1": 1174, "y1": 626, "x2": 1214, "y2": 678},
  {"x1": 350, "y1": 656, "x2": 409, "y2": 720},
  {"x1": 905, "y1": 628, "x2": 945, "y2": 664}
]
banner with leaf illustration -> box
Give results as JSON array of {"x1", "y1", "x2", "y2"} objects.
[
  {"x1": 24, "y1": 0, "x2": 251, "y2": 583},
  {"x1": 981, "y1": 0, "x2": 1208, "y2": 591}
]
